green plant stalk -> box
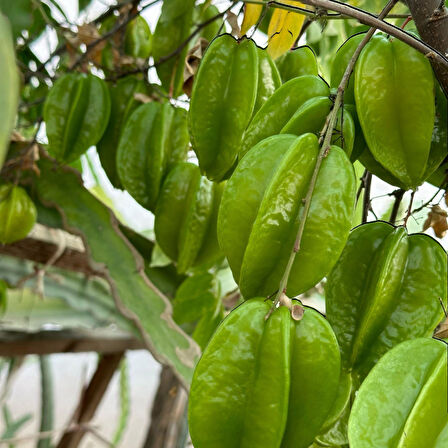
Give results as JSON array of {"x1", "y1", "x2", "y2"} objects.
[
  {"x1": 38, "y1": 355, "x2": 54, "y2": 448},
  {"x1": 274, "y1": 0, "x2": 399, "y2": 306},
  {"x1": 112, "y1": 359, "x2": 130, "y2": 447}
]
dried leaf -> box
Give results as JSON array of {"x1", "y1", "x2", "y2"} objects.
[
  {"x1": 76, "y1": 23, "x2": 105, "y2": 65},
  {"x1": 445, "y1": 191, "x2": 448, "y2": 207},
  {"x1": 240, "y1": 4, "x2": 263, "y2": 37},
  {"x1": 183, "y1": 38, "x2": 209, "y2": 97},
  {"x1": 423, "y1": 204, "x2": 448, "y2": 238},
  {"x1": 434, "y1": 315, "x2": 448, "y2": 338},
  {"x1": 133, "y1": 92, "x2": 152, "y2": 104},
  {"x1": 225, "y1": 11, "x2": 240, "y2": 37},
  {"x1": 267, "y1": 1, "x2": 306, "y2": 60}
]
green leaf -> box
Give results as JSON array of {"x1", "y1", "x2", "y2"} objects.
[
  {"x1": 152, "y1": 0, "x2": 195, "y2": 97},
  {"x1": 0, "y1": 280, "x2": 7, "y2": 315},
  {"x1": 0, "y1": 0, "x2": 34, "y2": 38},
  {"x1": 0, "y1": 14, "x2": 19, "y2": 171},
  {"x1": 150, "y1": 243, "x2": 172, "y2": 268},
  {"x1": 192, "y1": 306, "x2": 224, "y2": 350},
  {"x1": 173, "y1": 273, "x2": 220, "y2": 324},
  {"x1": 113, "y1": 358, "x2": 130, "y2": 446},
  {"x1": 33, "y1": 159, "x2": 200, "y2": 385},
  {"x1": 1, "y1": 404, "x2": 32, "y2": 441},
  {"x1": 0, "y1": 255, "x2": 133, "y2": 330},
  {"x1": 78, "y1": 0, "x2": 93, "y2": 12},
  {"x1": 0, "y1": 0, "x2": 53, "y2": 40},
  {"x1": 173, "y1": 273, "x2": 224, "y2": 350}
]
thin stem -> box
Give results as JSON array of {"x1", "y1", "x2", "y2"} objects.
[
  {"x1": 389, "y1": 189, "x2": 405, "y2": 224},
  {"x1": 241, "y1": 0, "x2": 448, "y2": 68},
  {"x1": 362, "y1": 171, "x2": 372, "y2": 223},
  {"x1": 403, "y1": 190, "x2": 416, "y2": 226},
  {"x1": 356, "y1": 168, "x2": 368, "y2": 202},
  {"x1": 411, "y1": 188, "x2": 443, "y2": 215},
  {"x1": 106, "y1": 5, "x2": 231, "y2": 81},
  {"x1": 273, "y1": 0, "x2": 398, "y2": 306},
  {"x1": 242, "y1": 0, "x2": 409, "y2": 19}
]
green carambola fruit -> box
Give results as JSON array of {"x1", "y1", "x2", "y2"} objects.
[
  {"x1": 331, "y1": 33, "x2": 364, "y2": 105},
  {"x1": 0, "y1": 14, "x2": 19, "y2": 170},
  {"x1": 359, "y1": 82, "x2": 448, "y2": 188},
  {"x1": 330, "y1": 33, "x2": 369, "y2": 162},
  {"x1": 0, "y1": 184, "x2": 37, "y2": 244},
  {"x1": 219, "y1": 133, "x2": 356, "y2": 298},
  {"x1": 189, "y1": 34, "x2": 259, "y2": 181},
  {"x1": 189, "y1": 298, "x2": 341, "y2": 448},
  {"x1": 275, "y1": 46, "x2": 318, "y2": 83},
  {"x1": 43, "y1": 73, "x2": 110, "y2": 163},
  {"x1": 152, "y1": 0, "x2": 195, "y2": 97},
  {"x1": 280, "y1": 96, "x2": 355, "y2": 159},
  {"x1": 154, "y1": 163, "x2": 222, "y2": 274},
  {"x1": 326, "y1": 221, "x2": 447, "y2": 380},
  {"x1": 254, "y1": 47, "x2": 281, "y2": 114},
  {"x1": 349, "y1": 338, "x2": 448, "y2": 448},
  {"x1": 116, "y1": 102, "x2": 189, "y2": 212},
  {"x1": 197, "y1": 3, "x2": 221, "y2": 43},
  {"x1": 240, "y1": 75, "x2": 356, "y2": 160},
  {"x1": 124, "y1": 16, "x2": 152, "y2": 59},
  {"x1": 97, "y1": 76, "x2": 151, "y2": 188},
  {"x1": 355, "y1": 34, "x2": 435, "y2": 189}
]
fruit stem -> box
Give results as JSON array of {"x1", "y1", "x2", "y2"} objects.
[{"x1": 272, "y1": 0, "x2": 399, "y2": 307}]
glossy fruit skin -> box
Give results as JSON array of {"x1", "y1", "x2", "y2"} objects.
[
  {"x1": 349, "y1": 338, "x2": 448, "y2": 448},
  {"x1": 124, "y1": 16, "x2": 152, "y2": 59},
  {"x1": 240, "y1": 75, "x2": 329, "y2": 158},
  {"x1": 0, "y1": 185, "x2": 37, "y2": 244},
  {"x1": 154, "y1": 163, "x2": 222, "y2": 274},
  {"x1": 116, "y1": 102, "x2": 189, "y2": 212},
  {"x1": 97, "y1": 76, "x2": 151, "y2": 188},
  {"x1": 254, "y1": 47, "x2": 281, "y2": 114},
  {"x1": 326, "y1": 221, "x2": 447, "y2": 380},
  {"x1": 280, "y1": 96, "x2": 355, "y2": 159},
  {"x1": 189, "y1": 298, "x2": 341, "y2": 448},
  {"x1": 359, "y1": 82, "x2": 447, "y2": 188},
  {"x1": 152, "y1": 0, "x2": 195, "y2": 97},
  {"x1": 330, "y1": 34, "x2": 370, "y2": 162},
  {"x1": 275, "y1": 46, "x2": 318, "y2": 83},
  {"x1": 44, "y1": 73, "x2": 110, "y2": 163},
  {"x1": 189, "y1": 34, "x2": 259, "y2": 181},
  {"x1": 355, "y1": 35, "x2": 435, "y2": 189},
  {"x1": 331, "y1": 33, "x2": 364, "y2": 105},
  {"x1": 219, "y1": 133, "x2": 356, "y2": 298},
  {"x1": 198, "y1": 4, "x2": 221, "y2": 43}
]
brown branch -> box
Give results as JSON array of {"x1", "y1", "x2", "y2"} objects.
[
  {"x1": 389, "y1": 189, "x2": 405, "y2": 224},
  {"x1": 406, "y1": 0, "x2": 448, "y2": 97},
  {"x1": 362, "y1": 171, "x2": 372, "y2": 223},
  {"x1": 0, "y1": 329, "x2": 144, "y2": 356},
  {"x1": 57, "y1": 352, "x2": 124, "y2": 448},
  {"x1": 243, "y1": 0, "x2": 448, "y2": 68},
  {"x1": 411, "y1": 187, "x2": 443, "y2": 215},
  {"x1": 106, "y1": 5, "x2": 231, "y2": 82},
  {"x1": 403, "y1": 189, "x2": 416, "y2": 226},
  {"x1": 143, "y1": 366, "x2": 188, "y2": 448},
  {"x1": 0, "y1": 237, "x2": 102, "y2": 277}
]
